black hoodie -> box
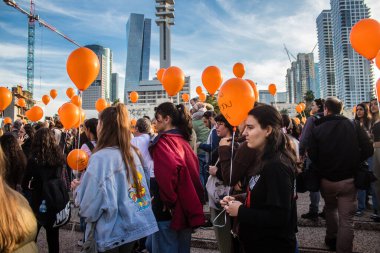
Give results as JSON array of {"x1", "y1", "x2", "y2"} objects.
[{"x1": 308, "y1": 114, "x2": 373, "y2": 182}]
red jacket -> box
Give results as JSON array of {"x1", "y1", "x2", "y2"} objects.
[{"x1": 151, "y1": 130, "x2": 205, "y2": 230}]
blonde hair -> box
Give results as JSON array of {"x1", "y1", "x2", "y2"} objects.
[
  {"x1": 0, "y1": 146, "x2": 34, "y2": 252},
  {"x1": 95, "y1": 103, "x2": 143, "y2": 196}
]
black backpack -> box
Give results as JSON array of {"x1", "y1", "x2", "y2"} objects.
[{"x1": 37, "y1": 177, "x2": 71, "y2": 228}]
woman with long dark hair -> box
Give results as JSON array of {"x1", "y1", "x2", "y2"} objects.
[
  {"x1": 73, "y1": 103, "x2": 157, "y2": 253},
  {"x1": 221, "y1": 104, "x2": 298, "y2": 253},
  {"x1": 150, "y1": 102, "x2": 205, "y2": 253},
  {"x1": 0, "y1": 146, "x2": 38, "y2": 253},
  {"x1": 0, "y1": 133, "x2": 27, "y2": 191},
  {"x1": 21, "y1": 128, "x2": 65, "y2": 252}
]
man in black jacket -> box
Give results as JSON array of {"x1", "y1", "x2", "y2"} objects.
[{"x1": 308, "y1": 97, "x2": 373, "y2": 253}]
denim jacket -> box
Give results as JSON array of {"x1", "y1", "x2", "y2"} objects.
[{"x1": 75, "y1": 147, "x2": 158, "y2": 252}]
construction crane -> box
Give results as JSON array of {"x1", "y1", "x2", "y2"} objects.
[
  {"x1": 3, "y1": 0, "x2": 81, "y2": 95},
  {"x1": 283, "y1": 44, "x2": 297, "y2": 64}
]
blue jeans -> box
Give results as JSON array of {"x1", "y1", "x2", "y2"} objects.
[
  {"x1": 151, "y1": 220, "x2": 192, "y2": 253},
  {"x1": 198, "y1": 153, "x2": 208, "y2": 188},
  {"x1": 358, "y1": 157, "x2": 379, "y2": 212},
  {"x1": 306, "y1": 158, "x2": 320, "y2": 213}
]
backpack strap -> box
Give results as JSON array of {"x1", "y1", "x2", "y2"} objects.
[{"x1": 85, "y1": 141, "x2": 95, "y2": 152}]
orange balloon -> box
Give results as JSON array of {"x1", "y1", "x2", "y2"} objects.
[
  {"x1": 25, "y1": 106, "x2": 43, "y2": 122},
  {"x1": 199, "y1": 93, "x2": 206, "y2": 102},
  {"x1": 131, "y1": 119, "x2": 137, "y2": 126},
  {"x1": 301, "y1": 117, "x2": 307, "y2": 124},
  {"x1": 245, "y1": 79, "x2": 259, "y2": 103},
  {"x1": 130, "y1": 91, "x2": 139, "y2": 103},
  {"x1": 0, "y1": 87, "x2": 12, "y2": 112},
  {"x1": 350, "y1": 18, "x2": 380, "y2": 60},
  {"x1": 202, "y1": 66, "x2": 223, "y2": 96},
  {"x1": 196, "y1": 86, "x2": 203, "y2": 95},
  {"x1": 71, "y1": 95, "x2": 82, "y2": 107},
  {"x1": 3, "y1": 117, "x2": 12, "y2": 124},
  {"x1": 95, "y1": 98, "x2": 108, "y2": 113},
  {"x1": 73, "y1": 108, "x2": 86, "y2": 128},
  {"x1": 295, "y1": 104, "x2": 303, "y2": 114},
  {"x1": 66, "y1": 87, "x2": 75, "y2": 99},
  {"x1": 299, "y1": 102, "x2": 306, "y2": 111},
  {"x1": 182, "y1": 93, "x2": 190, "y2": 102},
  {"x1": 376, "y1": 50, "x2": 380, "y2": 70},
  {"x1": 67, "y1": 149, "x2": 88, "y2": 171},
  {"x1": 17, "y1": 98, "x2": 26, "y2": 108},
  {"x1": 268, "y1": 83, "x2": 277, "y2": 96},
  {"x1": 233, "y1": 62, "x2": 245, "y2": 78},
  {"x1": 50, "y1": 89, "x2": 58, "y2": 99},
  {"x1": 58, "y1": 102, "x2": 80, "y2": 129},
  {"x1": 66, "y1": 47, "x2": 100, "y2": 91},
  {"x1": 162, "y1": 66, "x2": 185, "y2": 96},
  {"x1": 218, "y1": 78, "x2": 255, "y2": 126},
  {"x1": 156, "y1": 68, "x2": 166, "y2": 82},
  {"x1": 352, "y1": 106, "x2": 357, "y2": 114},
  {"x1": 42, "y1": 95, "x2": 50, "y2": 105}
]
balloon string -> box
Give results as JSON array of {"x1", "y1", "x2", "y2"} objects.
[{"x1": 212, "y1": 128, "x2": 236, "y2": 228}]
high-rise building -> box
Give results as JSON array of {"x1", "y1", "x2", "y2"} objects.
[
  {"x1": 313, "y1": 63, "x2": 321, "y2": 98},
  {"x1": 111, "y1": 73, "x2": 119, "y2": 102},
  {"x1": 286, "y1": 53, "x2": 316, "y2": 103},
  {"x1": 124, "y1": 13, "x2": 151, "y2": 101},
  {"x1": 317, "y1": 10, "x2": 336, "y2": 99},
  {"x1": 155, "y1": 0, "x2": 174, "y2": 69},
  {"x1": 82, "y1": 45, "x2": 112, "y2": 110},
  {"x1": 330, "y1": 0, "x2": 373, "y2": 107}
]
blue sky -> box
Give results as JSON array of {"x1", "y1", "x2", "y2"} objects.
[{"x1": 1, "y1": 0, "x2": 379, "y2": 116}]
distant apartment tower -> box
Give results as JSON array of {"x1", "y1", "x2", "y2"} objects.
[
  {"x1": 317, "y1": 10, "x2": 336, "y2": 98},
  {"x1": 111, "y1": 73, "x2": 119, "y2": 102},
  {"x1": 259, "y1": 91, "x2": 288, "y2": 105},
  {"x1": 124, "y1": 13, "x2": 151, "y2": 102},
  {"x1": 331, "y1": 0, "x2": 373, "y2": 107},
  {"x1": 82, "y1": 45, "x2": 112, "y2": 110},
  {"x1": 286, "y1": 54, "x2": 316, "y2": 103},
  {"x1": 286, "y1": 61, "x2": 298, "y2": 104}
]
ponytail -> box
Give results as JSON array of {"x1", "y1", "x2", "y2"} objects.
[{"x1": 155, "y1": 102, "x2": 193, "y2": 141}]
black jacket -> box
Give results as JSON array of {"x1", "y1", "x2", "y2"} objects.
[{"x1": 308, "y1": 115, "x2": 373, "y2": 182}]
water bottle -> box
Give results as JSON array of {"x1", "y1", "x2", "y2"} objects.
[{"x1": 39, "y1": 200, "x2": 47, "y2": 213}]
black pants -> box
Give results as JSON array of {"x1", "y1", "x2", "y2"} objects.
[{"x1": 36, "y1": 225, "x2": 59, "y2": 253}]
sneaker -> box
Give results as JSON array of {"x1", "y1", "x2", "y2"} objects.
[
  {"x1": 77, "y1": 239, "x2": 84, "y2": 247},
  {"x1": 318, "y1": 211, "x2": 326, "y2": 219},
  {"x1": 325, "y1": 238, "x2": 337, "y2": 251},
  {"x1": 301, "y1": 212, "x2": 318, "y2": 221},
  {"x1": 370, "y1": 213, "x2": 379, "y2": 219},
  {"x1": 355, "y1": 210, "x2": 364, "y2": 217}
]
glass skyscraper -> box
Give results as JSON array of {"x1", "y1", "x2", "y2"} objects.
[
  {"x1": 83, "y1": 45, "x2": 112, "y2": 110},
  {"x1": 111, "y1": 73, "x2": 119, "y2": 102},
  {"x1": 124, "y1": 13, "x2": 151, "y2": 102},
  {"x1": 330, "y1": 0, "x2": 373, "y2": 107},
  {"x1": 317, "y1": 10, "x2": 336, "y2": 99}
]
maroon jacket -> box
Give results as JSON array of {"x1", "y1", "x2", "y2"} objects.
[{"x1": 150, "y1": 129, "x2": 205, "y2": 230}]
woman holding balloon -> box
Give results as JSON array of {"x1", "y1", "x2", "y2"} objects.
[{"x1": 221, "y1": 105, "x2": 298, "y2": 253}]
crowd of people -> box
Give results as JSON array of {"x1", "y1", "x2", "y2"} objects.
[{"x1": 0, "y1": 95, "x2": 379, "y2": 253}]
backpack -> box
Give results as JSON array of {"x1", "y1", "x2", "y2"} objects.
[{"x1": 37, "y1": 177, "x2": 71, "y2": 228}]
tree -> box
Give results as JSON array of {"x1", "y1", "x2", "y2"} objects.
[
  {"x1": 205, "y1": 94, "x2": 220, "y2": 114},
  {"x1": 112, "y1": 98, "x2": 120, "y2": 106},
  {"x1": 280, "y1": 108, "x2": 289, "y2": 115},
  {"x1": 304, "y1": 90, "x2": 315, "y2": 104}
]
